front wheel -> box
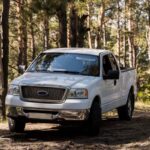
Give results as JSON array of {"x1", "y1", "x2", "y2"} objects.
[
  {"x1": 8, "y1": 118, "x2": 26, "y2": 133},
  {"x1": 86, "y1": 101, "x2": 102, "y2": 136},
  {"x1": 117, "y1": 91, "x2": 134, "y2": 120}
]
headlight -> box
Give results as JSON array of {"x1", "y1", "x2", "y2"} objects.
[
  {"x1": 67, "y1": 88, "x2": 88, "y2": 99},
  {"x1": 8, "y1": 85, "x2": 20, "y2": 95}
]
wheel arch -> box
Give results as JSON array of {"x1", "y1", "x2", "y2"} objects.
[
  {"x1": 91, "y1": 95, "x2": 101, "y2": 108},
  {"x1": 128, "y1": 85, "x2": 135, "y2": 110},
  {"x1": 130, "y1": 85, "x2": 135, "y2": 100}
]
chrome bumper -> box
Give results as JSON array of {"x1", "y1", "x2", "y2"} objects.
[{"x1": 7, "y1": 106, "x2": 89, "y2": 121}]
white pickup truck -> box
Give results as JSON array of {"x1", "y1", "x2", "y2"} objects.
[{"x1": 6, "y1": 48, "x2": 137, "y2": 135}]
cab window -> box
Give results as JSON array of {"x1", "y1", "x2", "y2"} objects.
[
  {"x1": 108, "y1": 54, "x2": 119, "y2": 71},
  {"x1": 102, "y1": 54, "x2": 119, "y2": 76}
]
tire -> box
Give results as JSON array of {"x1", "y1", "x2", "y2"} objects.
[
  {"x1": 8, "y1": 118, "x2": 26, "y2": 133},
  {"x1": 117, "y1": 91, "x2": 134, "y2": 120},
  {"x1": 86, "y1": 101, "x2": 102, "y2": 136}
]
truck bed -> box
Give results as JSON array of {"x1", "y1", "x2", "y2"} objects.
[{"x1": 120, "y1": 67, "x2": 135, "y2": 72}]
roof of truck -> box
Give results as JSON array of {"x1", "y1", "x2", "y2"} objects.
[{"x1": 44, "y1": 48, "x2": 111, "y2": 56}]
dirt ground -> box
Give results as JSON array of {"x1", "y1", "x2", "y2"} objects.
[{"x1": 0, "y1": 103, "x2": 150, "y2": 150}]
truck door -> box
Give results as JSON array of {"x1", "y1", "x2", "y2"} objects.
[{"x1": 101, "y1": 54, "x2": 121, "y2": 112}]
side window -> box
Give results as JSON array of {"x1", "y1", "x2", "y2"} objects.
[
  {"x1": 102, "y1": 55, "x2": 112, "y2": 75},
  {"x1": 108, "y1": 54, "x2": 119, "y2": 71}
]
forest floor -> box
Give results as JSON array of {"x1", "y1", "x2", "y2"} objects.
[{"x1": 0, "y1": 102, "x2": 150, "y2": 150}]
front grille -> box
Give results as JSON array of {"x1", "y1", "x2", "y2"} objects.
[{"x1": 21, "y1": 86, "x2": 66, "y2": 103}]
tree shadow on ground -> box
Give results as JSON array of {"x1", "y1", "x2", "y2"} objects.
[{"x1": 0, "y1": 109, "x2": 150, "y2": 148}]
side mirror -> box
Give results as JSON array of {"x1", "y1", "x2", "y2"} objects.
[
  {"x1": 103, "y1": 70, "x2": 119, "y2": 80},
  {"x1": 18, "y1": 65, "x2": 25, "y2": 74}
]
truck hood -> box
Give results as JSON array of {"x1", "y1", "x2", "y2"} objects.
[{"x1": 11, "y1": 72, "x2": 97, "y2": 88}]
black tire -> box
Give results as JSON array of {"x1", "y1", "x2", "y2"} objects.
[
  {"x1": 117, "y1": 91, "x2": 134, "y2": 120},
  {"x1": 87, "y1": 101, "x2": 102, "y2": 136},
  {"x1": 8, "y1": 118, "x2": 26, "y2": 133}
]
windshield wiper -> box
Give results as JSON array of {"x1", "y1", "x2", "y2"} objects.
[
  {"x1": 49, "y1": 70, "x2": 82, "y2": 75},
  {"x1": 28, "y1": 69, "x2": 82, "y2": 75},
  {"x1": 35, "y1": 69, "x2": 47, "y2": 72}
]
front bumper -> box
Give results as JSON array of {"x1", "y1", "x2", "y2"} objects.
[{"x1": 7, "y1": 106, "x2": 89, "y2": 122}]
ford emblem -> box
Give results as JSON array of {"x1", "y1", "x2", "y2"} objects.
[{"x1": 37, "y1": 90, "x2": 48, "y2": 97}]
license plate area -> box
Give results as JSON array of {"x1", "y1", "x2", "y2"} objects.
[{"x1": 28, "y1": 113, "x2": 53, "y2": 120}]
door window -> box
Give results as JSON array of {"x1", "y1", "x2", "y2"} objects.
[
  {"x1": 108, "y1": 54, "x2": 119, "y2": 71},
  {"x1": 102, "y1": 54, "x2": 119, "y2": 76},
  {"x1": 102, "y1": 55, "x2": 112, "y2": 76}
]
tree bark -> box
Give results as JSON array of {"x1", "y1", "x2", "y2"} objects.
[
  {"x1": 17, "y1": 0, "x2": 28, "y2": 69},
  {"x1": 70, "y1": 6, "x2": 78, "y2": 47},
  {"x1": 57, "y1": 5, "x2": 67, "y2": 47},
  {"x1": 103, "y1": 23, "x2": 106, "y2": 48},
  {"x1": 97, "y1": 0, "x2": 105, "y2": 49},
  {"x1": 87, "y1": 3, "x2": 92, "y2": 48},
  {"x1": 67, "y1": 2, "x2": 71, "y2": 48},
  {"x1": 117, "y1": 0, "x2": 121, "y2": 64},
  {"x1": 127, "y1": 0, "x2": 132, "y2": 67},
  {"x1": 123, "y1": 32, "x2": 127, "y2": 67},
  {"x1": 1, "y1": 0, "x2": 10, "y2": 120},
  {"x1": 17, "y1": 0, "x2": 23, "y2": 70},
  {"x1": 22, "y1": 13, "x2": 27, "y2": 68},
  {"x1": 70, "y1": 4, "x2": 88, "y2": 48},
  {"x1": 43, "y1": 15, "x2": 50, "y2": 50},
  {"x1": 147, "y1": 2, "x2": 150, "y2": 62},
  {"x1": 78, "y1": 15, "x2": 88, "y2": 47},
  {"x1": 0, "y1": 25, "x2": 4, "y2": 106},
  {"x1": 124, "y1": 0, "x2": 127, "y2": 67},
  {"x1": 127, "y1": 0, "x2": 135, "y2": 67},
  {"x1": 30, "y1": 14, "x2": 36, "y2": 60}
]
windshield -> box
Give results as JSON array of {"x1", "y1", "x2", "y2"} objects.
[{"x1": 27, "y1": 53, "x2": 100, "y2": 76}]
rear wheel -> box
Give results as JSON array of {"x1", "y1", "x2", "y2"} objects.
[
  {"x1": 117, "y1": 91, "x2": 134, "y2": 120},
  {"x1": 86, "y1": 101, "x2": 102, "y2": 136},
  {"x1": 8, "y1": 118, "x2": 26, "y2": 133}
]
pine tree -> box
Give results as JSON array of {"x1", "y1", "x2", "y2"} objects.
[{"x1": 1, "y1": 0, "x2": 10, "y2": 120}]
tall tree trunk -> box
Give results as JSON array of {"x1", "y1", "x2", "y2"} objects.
[
  {"x1": 123, "y1": 32, "x2": 127, "y2": 66},
  {"x1": 0, "y1": 14, "x2": 3, "y2": 99},
  {"x1": 94, "y1": 35, "x2": 98, "y2": 48},
  {"x1": 43, "y1": 15, "x2": 50, "y2": 50},
  {"x1": 0, "y1": 26, "x2": 4, "y2": 103},
  {"x1": 30, "y1": 14, "x2": 36, "y2": 60},
  {"x1": 70, "y1": 6, "x2": 78, "y2": 47},
  {"x1": 22, "y1": 12, "x2": 27, "y2": 68},
  {"x1": 103, "y1": 23, "x2": 106, "y2": 48},
  {"x1": 124, "y1": 0, "x2": 127, "y2": 67},
  {"x1": 57, "y1": 4, "x2": 67, "y2": 47},
  {"x1": 117, "y1": 0, "x2": 121, "y2": 64},
  {"x1": 17, "y1": 0, "x2": 27, "y2": 69},
  {"x1": 67, "y1": 2, "x2": 71, "y2": 48},
  {"x1": 70, "y1": 5, "x2": 88, "y2": 48},
  {"x1": 147, "y1": 2, "x2": 150, "y2": 62},
  {"x1": 78, "y1": 15, "x2": 88, "y2": 47},
  {"x1": 128, "y1": 0, "x2": 136, "y2": 67},
  {"x1": 87, "y1": 3, "x2": 92, "y2": 48},
  {"x1": 17, "y1": 0, "x2": 23, "y2": 70},
  {"x1": 1, "y1": 0, "x2": 10, "y2": 120},
  {"x1": 97, "y1": 0, "x2": 105, "y2": 49},
  {"x1": 133, "y1": 38, "x2": 136, "y2": 67},
  {"x1": 128, "y1": 0, "x2": 133, "y2": 67}
]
